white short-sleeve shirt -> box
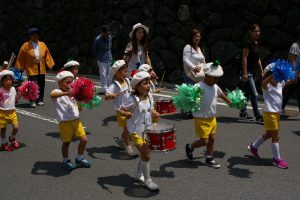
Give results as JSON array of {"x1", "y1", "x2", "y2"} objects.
[
  {"x1": 193, "y1": 81, "x2": 222, "y2": 118},
  {"x1": 122, "y1": 94, "x2": 154, "y2": 136},
  {"x1": 263, "y1": 82, "x2": 285, "y2": 113},
  {"x1": 51, "y1": 89, "x2": 80, "y2": 122},
  {"x1": 107, "y1": 78, "x2": 131, "y2": 110},
  {"x1": 0, "y1": 87, "x2": 17, "y2": 110}
]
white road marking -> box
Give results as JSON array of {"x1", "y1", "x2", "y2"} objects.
[{"x1": 16, "y1": 109, "x2": 58, "y2": 124}]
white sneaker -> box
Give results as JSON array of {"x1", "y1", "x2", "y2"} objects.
[
  {"x1": 37, "y1": 102, "x2": 44, "y2": 106},
  {"x1": 125, "y1": 146, "x2": 138, "y2": 156},
  {"x1": 30, "y1": 102, "x2": 36, "y2": 108},
  {"x1": 115, "y1": 138, "x2": 125, "y2": 149},
  {"x1": 144, "y1": 179, "x2": 159, "y2": 190},
  {"x1": 134, "y1": 173, "x2": 145, "y2": 183}
]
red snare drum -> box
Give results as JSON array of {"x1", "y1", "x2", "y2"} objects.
[
  {"x1": 155, "y1": 99, "x2": 176, "y2": 114},
  {"x1": 146, "y1": 123, "x2": 176, "y2": 152}
]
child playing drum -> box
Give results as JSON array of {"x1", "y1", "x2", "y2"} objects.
[
  {"x1": 121, "y1": 71, "x2": 160, "y2": 190},
  {"x1": 185, "y1": 62, "x2": 232, "y2": 168}
]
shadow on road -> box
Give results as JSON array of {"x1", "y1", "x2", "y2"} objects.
[
  {"x1": 15, "y1": 103, "x2": 33, "y2": 108},
  {"x1": 101, "y1": 115, "x2": 117, "y2": 127},
  {"x1": 227, "y1": 155, "x2": 273, "y2": 178},
  {"x1": 160, "y1": 113, "x2": 186, "y2": 121},
  {"x1": 31, "y1": 161, "x2": 72, "y2": 177},
  {"x1": 45, "y1": 132, "x2": 91, "y2": 139},
  {"x1": 86, "y1": 145, "x2": 138, "y2": 160},
  {"x1": 97, "y1": 174, "x2": 159, "y2": 198},
  {"x1": 294, "y1": 131, "x2": 300, "y2": 136}
]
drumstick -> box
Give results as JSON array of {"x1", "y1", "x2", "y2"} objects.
[
  {"x1": 116, "y1": 89, "x2": 129, "y2": 97},
  {"x1": 158, "y1": 70, "x2": 166, "y2": 89},
  {"x1": 7, "y1": 52, "x2": 15, "y2": 69}
]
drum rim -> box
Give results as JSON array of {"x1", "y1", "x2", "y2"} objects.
[{"x1": 146, "y1": 123, "x2": 175, "y2": 134}]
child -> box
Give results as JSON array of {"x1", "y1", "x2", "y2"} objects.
[
  {"x1": 105, "y1": 60, "x2": 137, "y2": 156},
  {"x1": 51, "y1": 71, "x2": 91, "y2": 170},
  {"x1": 248, "y1": 65, "x2": 291, "y2": 169},
  {"x1": 138, "y1": 64, "x2": 160, "y2": 93},
  {"x1": 0, "y1": 70, "x2": 23, "y2": 151},
  {"x1": 121, "y1": 71, "x2": 160, "y2": 190},
  {"x1": 62, "y1": 60, "x2": 79, "y2": 79},
  {"x1": 185, "y1": 62, "x2": 231, "y2": 168}
]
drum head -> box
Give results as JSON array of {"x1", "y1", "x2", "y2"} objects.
[
  {"x1": 156, "y1": 98, "x2": 172, "y2": 102},
  {"x1": 146, "y1": 123, "x2": 175, "y2": 133}
]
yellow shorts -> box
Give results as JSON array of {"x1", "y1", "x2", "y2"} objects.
[
  {"x1": 116, "y1": 111, "x2": 127, "y2": 127},
  {"x1": 59, "y1": 119, "x2": 86, "y2": 142},
  {"x1": 0, "y1": 110, "x2": 18, "y2": 128},
  {"x1": 194, "y1": 117, "x2": 217, "y2": 139},
  {"x1": 130, "y1": 133, "x2": 147, "y2": 146},
  {"x1": 263, "y1": 112, "x2": 280, "y2": 131}
]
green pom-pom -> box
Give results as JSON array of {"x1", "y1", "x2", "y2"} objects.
[
  {"x1": 227, "y1": 88, "x2": 247, "y2": 109},
  {"x1": 213, "y1": 60, "x2": 221, "y2": 66},
  {"x1": 81, "y1": 95, "x2": 102, "y2": 109},
  {"x1": 172, "y1": 84, "x2": 205, "y2": 112},
  {"x1": 110, "y1": 59, "x2": 116, "y2": 66}
]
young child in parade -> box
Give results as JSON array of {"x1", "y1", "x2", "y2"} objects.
[
  {"x1": 185, "y1": 62, "x2": 231, "y2": 168},
  {"x1": 138, "y1": 64, "x2": 160, "y2": 93},
  {"x1": 0, "y1": 70, "x2": 23, "y2": 151},
  {"x1": 51, "y1": 71, "x2": 91, "y2": 170},
  {"x1": 105, "y1": 60, "x2": 137, "y2": 156},
  {"x1": 62, "y1": 60, "x2": 79, "y2": 79},
  {"x1": 248, "y1": 65, "x2": 291, "y2": 169},
  {"x1": 121, "y1": 71, "x2": 160, "y2": 190}
]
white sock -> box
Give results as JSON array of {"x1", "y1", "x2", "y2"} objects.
[
  {"x1": 63, "y1": 158, "x2": 69, "y2": 163},
  {"x1": 141, "y1": 160, "x2": 151, "y2": 181},
  {"x1": 206, "y1": 154, "x2": 212, "y2": 159},
  {"x1": 252, "y1": 136, "x2": 265, "y2": 149},
  {"x1": 1, "y1": 138, "x2": 7, "y2": 144},
  {"x1": 76, "y1": 154, "x2": 84, "y2": 161},
  {"x1": 271, "y1": 143, "x2": 281, "y2": 160}
]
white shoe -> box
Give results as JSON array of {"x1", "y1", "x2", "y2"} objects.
[
  {"x1": 134, "y1": 173, "x2": 145, "y2": 183},
  {"x1": 37, "y1": 102, "x2": 44, "y2": 106},
  {"x1": 115, "y1": 138, "x2": 125, "y2": 149},
  {"x1": 144, "y1": 179, "x2": 159, "y2": 190},
  {"x1": 125, "y1": 146, "x2": 138, "y2": 156},
  {"x1": 30, "y1": 102, "x2": 36, "y2": 108}
]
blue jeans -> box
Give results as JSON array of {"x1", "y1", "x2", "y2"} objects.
[{"x1": 239, "y1": 73, "x2": 261, "y2": 118}]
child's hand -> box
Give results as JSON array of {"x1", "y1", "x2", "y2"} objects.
[
  {"x1": 67, "y1": 91, "x2": 74, "y2": 97},
  {"x1": 151, "y1": 110, "x2": 160, "y2": 118},
  {"x1": 154, "y1": 88, "x2": 161, "y2": 93},
  {"x1": 105, "y1": 93, "x2": 117, "y2": 100},
  {"x1": 124, "y1": 111, "x2": 132, "y2": 119}
]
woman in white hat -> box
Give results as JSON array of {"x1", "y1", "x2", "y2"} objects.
[
  {"x1": 121, "y1": 71, "x2": 160, "y2": 191},
  {"x1": 124, "y1": 23, "x2": 152, "y2": 78}
]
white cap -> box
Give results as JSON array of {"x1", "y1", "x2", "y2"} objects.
[
  {"x1": 55, "y1": 71, "x2": 74, "y2": 82},
  {"x1": 129, "y1": 23, "x2": 149, "y2": 38},
  {"x1": 63, "y1": 60, "x2": 80, "y2": 69},
  {"x1": 203, "y1": 62, "x2": 224, "y2": 77},
  {"x1": 264, "y1": 62, "x2": 275, "y2": 75},
  {"x1": 111, "y1": 60, "x2": 126, "y2": 74},
  {"x1": 3, "y1": 61, "x2": 8, "y2": 65},
  {"x1": 130, "y1": 71, "x2": 150, "y2": 88},
  {"x1": 0, "y1": 70, "x2": 14, "y2": 80},
  {"x1": 138, "y1": 64, "x2": 151, "y2": 72}
]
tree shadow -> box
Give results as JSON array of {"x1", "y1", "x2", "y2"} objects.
[
  {"x1": 97, "y1": 174, "x2": 159, "y2": 198},
  {"x1": 227, "y1": 155, "x2": 273, "y2": 178},
  {"x1": 86, "y1": 145, "x2": 138, "y2": 160},
  {"x1": 45, "y1": 132, "x2": 92, "y2": 140},
  {"x1": 31, "y1": 161, "x2": 72, "y2": 177},
  {"x1": 217, "y1": 116, "x2": 240, "y2": 124},
  {"x1": 294, "y1": 131, "x2": 300, "y2": 136},
  {"x1": 102, "y1": 115, "x2": 117, "y2": 126}
]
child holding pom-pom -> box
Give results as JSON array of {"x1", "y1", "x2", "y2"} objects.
[
  {"x1": 0, "y1": 70, "x2": 24, "y2": 151},
  {"x1": 105, "y1": 60, "x2": 137, "y2": 156},
  {"x1": 185, "y1": 61, "x2": 231, "y2": 168},
  {"x1": 248, "y1": 64, "x2": 294, "y2": 169},
  {"x1": 51, "y1": 71, "x2": 91, "y2": 170}
]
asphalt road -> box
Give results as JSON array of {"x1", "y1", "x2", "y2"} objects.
[{"x1": 0, "y1": 74, "x2": 299, "y2": 200}]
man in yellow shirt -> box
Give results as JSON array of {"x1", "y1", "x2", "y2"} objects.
[{"x1": 15, "y1": 27, "x2": 55, "y2": 107}]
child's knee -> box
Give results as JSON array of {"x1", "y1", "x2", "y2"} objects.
[
  {"x1": 79, "y1": 135, "x2": 88, "y2": 143},
  {"x1": 141, "y1": 154, "x2": 150, "y2": 161}
]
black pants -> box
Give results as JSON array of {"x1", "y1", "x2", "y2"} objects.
[
  {"x1": 282, "y1": 80, "x2": 300, "y2": 111},
  {"x1": 28, "y1": 74, "x2": 45, "y2": 103}
]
